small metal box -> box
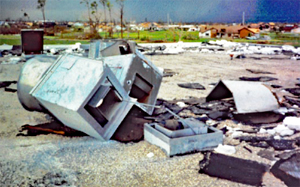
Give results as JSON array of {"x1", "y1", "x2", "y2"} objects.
[
  {"x1": 21, "y1": 29, "x2": 44, "y2": 54},
  {"x1": 144, "y1": 123, "x2": 223, "y2": 157}
]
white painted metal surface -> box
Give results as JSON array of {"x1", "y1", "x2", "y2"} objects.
[
  {"x1": 30, "y1": 54, "x2": 135, "y2": 140},
  {"x1": 207, "y1": 80, "x2": 279, "y2": 113}
]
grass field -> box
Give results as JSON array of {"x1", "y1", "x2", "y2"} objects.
[{"x1": 0, "y1": 30, "x2": 299, "y2": 46}]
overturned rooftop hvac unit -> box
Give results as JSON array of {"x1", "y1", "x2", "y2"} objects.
[{"x1": 17, "y1": 40, "x2": 163, "y2": 141}]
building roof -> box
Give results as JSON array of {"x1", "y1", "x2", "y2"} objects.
[
  {"x1": 226, "y1": 25, "x2": 244, "y2": 34},
  {"x1": 238, "y1": 27, "x2": 260, "y2": 34}
]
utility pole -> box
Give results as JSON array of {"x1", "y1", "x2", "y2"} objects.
[
  {"x1": 242, "y1": 12, "x2": 245, "y2": 25},
  {"x1": 167, "y1": 13, "x2": 169, "y2": 27}
]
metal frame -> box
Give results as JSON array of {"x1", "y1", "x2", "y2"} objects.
[
  {"x1": 30, "y1": 54, "x2": 136, "y2": 140},
  {"x1": 144, "y1": 123, "x2": 223, "y2": 157}
]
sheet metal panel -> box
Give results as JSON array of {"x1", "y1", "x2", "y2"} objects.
[{"x1": 207, "y1": 80, "x2": 279, "y2": 113}]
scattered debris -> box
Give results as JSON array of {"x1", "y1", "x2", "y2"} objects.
[
  {"x1": 271, "y1": 152, "x2": 300, "y2": 186},
  {"x1": 17, "y1": 121, "x2": 87, "y2": 137},
  {"x1": 283, "y1": 117, "x2": 300, "y2": 131},
  {"x1": 283, "y1": 95, "x2": 300, "y2": 108},
  {"x1": 246, "y1": 69, "x2": 274, "y2": 74},
  {"x1": 239, "y1": 76, "x2": 278, "y2": 82},
  {"x1": 274, "y1": 124, "x2": 294, "y2": 136},
  {"x1": 235, "y1": 135, "x2": 296, "y2": 150},
  {"x1": 0, "y1": 81, "x2": 17, "y2": 88},
  {"x1": 163, "y1": 69, "x2": 178, "y2": 77},
  {"x1": 0, "y1": 45, "x2": 22, "y2": 56},
  {"x1": 147, "y1": 152, "x2": 154, "y2": 158},
  {"x1": 4, "y1": 87, "x2": 17, "y2": 93},
  {"x1": 285, "y1": 88, "x2": 300, "y2": 96},
  {"x1": 257, "y1": 149, "x2": 277, "y2": 161},
  {"x1": 268, "y1": 139, "x2": 296, "y2": 150},
  {"x1": 177, "y1": 83, "x2": 206, "y2": 90},
  {"x1": 243, "y1": 146, "x2": 252, "y2": 153},
  {"x1": 214, "y1": 144, "x2": 236, "y2": 155},
  {"x1": 271, "y1": 84, "x2": 282, "y2": 88},
  {"x1": 199, "y1": 152, "x2": 269, "y2": 186}
]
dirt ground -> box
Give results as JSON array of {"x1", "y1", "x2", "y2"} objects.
[{"x1": 0, "y1": 52, "x2": 299, "y2": 186}]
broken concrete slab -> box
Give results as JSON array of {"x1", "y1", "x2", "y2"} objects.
[
  {"x1": 271, "y1": 152, "x2": 300, "y2": 187},
  {"x1": 199, "y1": 152, "x2": 269, "y2": 186},
  {"x1": 207, "y1": 80, "x2": 280, "y2": 114},
  {"x1": 267, "y1": 139, "x2": 296, "y2": 151}
]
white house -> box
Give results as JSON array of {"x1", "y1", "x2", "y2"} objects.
[{"x1": 199, "y1": 28, "x2": 218, "y2": 38}]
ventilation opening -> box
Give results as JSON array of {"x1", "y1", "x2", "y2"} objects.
[
  {"x1": 129, "y1": 74, "x2": 153, "y2": 103},
  {"x1": 119, "y1": 44, "x2": 131, "y2": 55},
  {"x1": 85, "y1": 82, "x2": 122, "y2": 127}
]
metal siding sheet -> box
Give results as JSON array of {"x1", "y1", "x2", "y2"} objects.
[{"x1": 223, "y1": 80, "x2": 279, "y2": 113}]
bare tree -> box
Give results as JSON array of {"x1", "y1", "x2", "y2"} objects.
[
  {"x1": 106, "y1": 1, "x2": 113, "y2": 37},
  {"x1": 116, "y1": 0, "x2": 125, "y2": 39},
  {"x1": 81, "y1": 0, "x2": 101, "y2": 35},
  {"x1": 100, "y1": 0, "x2": 107, "y2": 24},
  {"x1": 80, "y1": 0, "x2": 92, "y2": 23},
  {"x1": 24, "y1": 12, "x2": 30, "y2": 21},
  {"x1": 107, "y1": 1, "x2": 113, "y2": 24},
  {"x1": 37, "y1": 0, "x2": 46, "y2": 28}
]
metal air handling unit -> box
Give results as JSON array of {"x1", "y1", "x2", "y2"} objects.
[{"x1": 17, "y1": 40, "x2": 163, "y2": 141}]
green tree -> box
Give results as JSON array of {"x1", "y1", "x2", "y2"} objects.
[{"x1": 80, "y1": 0, "x2": 92, "y2": 24}]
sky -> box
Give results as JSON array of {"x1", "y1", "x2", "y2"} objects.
[{"x1": 0, "y1": 0, "x2": 299, "y2": 23}]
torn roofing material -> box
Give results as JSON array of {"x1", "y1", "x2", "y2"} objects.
[{"x1": 206, "y1": 80, "x2": 279, "y2": 113}]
